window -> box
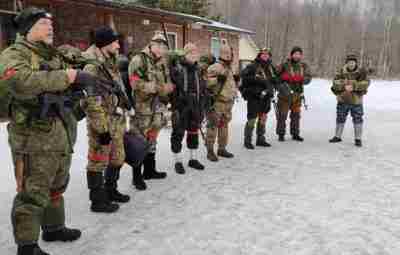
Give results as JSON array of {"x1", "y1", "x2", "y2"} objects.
[
  {"x1": 211, "y1": 37, "x2": 221, "y2": 59},
  {"x1": 167, "y1": 32, "x2": 177, "y2": 50},
  {"x1": 155, "y1": 31, "x2": 178, "y2": 50}
]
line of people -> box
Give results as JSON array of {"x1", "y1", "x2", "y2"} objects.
[{"x1": 0, "y1": 7, "x2": 371, "y2": 255}]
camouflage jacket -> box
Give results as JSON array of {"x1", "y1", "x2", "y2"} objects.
[
  {"x1": 81, "y1": 45, "x2": 126, "y2": 135},
  {"x1": 128, "y1": 47, "x2": 171, "y2": 115},
  {"x1": 331, "y1": 64, "x2": 370, "y2": 105},
  {"x1": 0, "y1": 37, "x2": 76, "y2": 153},
  {"x1": 207, "y1": 61, "x2": 237, "y2": 102},
  {"x1": 277, "y1": 59, "x2": 312, "y2": 94}
]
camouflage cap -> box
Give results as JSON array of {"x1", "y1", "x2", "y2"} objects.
[
  {"x1": 220, "y1": 43, "x2": 233, "y2": 61},
  {"x1": 14, "y1": 7, "x2": 52, "y2": 35},
  {"x1": 183, "y1": 42, "x2": 198, "y2": 55},
  {"x1": 151, "y1": 33, "x2": 168, "y2": 46},
  {"x1": 259, "y1": 47, "x2": 272, "y2": 57}
]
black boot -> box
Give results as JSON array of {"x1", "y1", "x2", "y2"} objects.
[
  {"x1": 244, "y1": 141, "x2": 255, "y2": 150},
  {"x1": 175, "y1": 162, "x2": 185, "y2": 174},
  {"x1": 292, "y1": 135, "x2": 304, "y2": 142},
  {"x1": 278, "y1": 134, "x2": 285, "y2": 142},
  {"x1": 17, "y1": 244, "x2": 49, "y2": 255},
  {"x1": 42, "y1": 227, "x2": 81, "y2": 242},
  {"x1": 105, "y1": 166, "x2": 130, "y2": 203},
  {"x1": 329, "y1": 137, "x2": 342, "y2": 143},
  {"x1": 256, "y1": 136, "x2": 271, "y2": 147},
  {"x1": 355, "y1": 139, "x2": 362, "y2": 147},
  {"x1": 217, "y1": 148, "x2": 234, "y2": 158},
  {"x1": 87, "y1": 172, "x2": 119, "y2": 213},
  {"x1": 132, "y1": 165, "x2": 147, "y2": 190},
  {"x1": 188, "y1": 159, "x2": 205, "y2": 170},
  {"x1": 143, "y1": 153, "x2": 167, "y2": 180}
]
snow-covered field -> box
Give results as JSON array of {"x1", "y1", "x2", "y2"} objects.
[{"x1": 1, "y1": 79, "x2": 399, "y2": 255}]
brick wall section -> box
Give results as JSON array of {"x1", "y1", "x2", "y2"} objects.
[{"x1": 19, "y1": 0, "x2": 240, "y2": 70}]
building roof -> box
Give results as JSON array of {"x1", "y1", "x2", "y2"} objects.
[
  {"x1": 86, "y1": 0, "x2": 212, "y2": 24},
  {"x1": 79, "y1": 0, "x2": 255, "y2": 34},
  {"x1": 197, "y1": 20, "x2": 256, "y2": 35},
  {"x1": 0, "y1": 0, "x2": 256, "y2": 35}
]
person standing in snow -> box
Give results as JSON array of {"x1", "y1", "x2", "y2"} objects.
[
  {"x1": 240, "y1": 47, "x2": 279, "y2": 149},
  {"x1": 169, "y1": 43, "x2": 208, "y2": 174},
  {"x1": 275, "y1": 46, "x2": 312, "y2": 142},
  {"x1": 82, "y1": 27, "x2": 131, "y2": 213},
  {"x1": 205, "y1": 43, "x2": 238, "y2": 162},
  {"x1": 330, "y1": 53, "x2": 370, "y2": 147},
  {"x1": 128, "y1": 34, "x2": 174, "y2": 190}
]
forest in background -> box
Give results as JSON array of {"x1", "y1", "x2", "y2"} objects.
[{"x1": 120, "y1": 0, "x2": 400, "y2": 78}]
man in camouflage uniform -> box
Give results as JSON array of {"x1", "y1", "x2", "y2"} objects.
[
  {"x1": 82, "y1": 27, "x2": 131, "y2": 213},
  {"x1": 206, "y1": 43, "x2": 237, "y2": 162},
  {"x1": 240, "y1": 47, "x2": 278, "y2": 149},
  {"x1": 330, "y1": 54, "x2": 370, "y2": 147},
  {"x1": 0, "y1": 7, "x2": 104, "y2": 255},
  {"x1": 128, "y1": 34, "x2": 174, "y2": 190},
  {"x1": 276, "y1": 46, "x2": 312, "y2": 142},
  {"x1": 169, "y1": 43, "x2": 207, "y2": 174}
]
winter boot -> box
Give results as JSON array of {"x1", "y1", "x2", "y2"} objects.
[
  {"x1": 278, "y1": 134, "x2": 285, "y2": 142},
  {"x1": 329, "y1": 137, "x2": 342, "y2": 143},
  {"x1": 188, "y1": 149, "x2": 204, "y2": 170},
  {"x1": 143, "y1": 153, "x2": 167, "y2": 180},
  {"x1": 17, "y1": 244, "x2": 49, "y2": 255},
  {"x1": 87, "y1": 172, "x2": 119, "y2": 213},
  {"x1": 175, "y1": 162, "x2": 186, "y2": 174},
  {"x1": 354, "y1": 123, "x2": 363, "y2": 147},
  {"x1": 256, "y1": 136, "x2": 271, "y2": 147},
  {"x1": 244, "y1": 122, "x2": 255, "y2": 150},
  {"x1": 42, "y1": 227, "x2": 81, "y2": 242},
  {"x1": 217, "y1": 148, "x2": 234, "y2": 158},
  {"x1": 188, "y1": 159, "x2": 205, "y2": 170},
  {"x1": 292, "y1": 134, "x2": 304, "y2": 142},
  {"x1": 132, "y1": 165, "x2": 147, "y2": 190},
  {"x1": 105, "y1": 166, "x2": 130, "y2": 203},
  {"x1": 207, "y1": 145, "x2": 218, "y2": 162}
]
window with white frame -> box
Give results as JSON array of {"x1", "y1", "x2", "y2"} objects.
[
  {"x1": 211, "y1": 37, "x2": 221, "y2": 59},
  {"x1": 155, "y1": 31, "x2": 178, "y2": 50}
]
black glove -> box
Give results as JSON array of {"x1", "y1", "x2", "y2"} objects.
[
  {"x1": 73, "y1": 71, "x2": 105, "y2": 96},
  {"x1": 98, "y1": 132, "x2": 112, "y2": 145},
  {"x1": 217, "y1": 74, "x2": 227, "y2": 85}
]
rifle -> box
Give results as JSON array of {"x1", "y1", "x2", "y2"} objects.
[
  {"x1": 300, "y1": 94, "x2": 308, "y2": 110},
  {"x1": 97, "y1": 64, "x2": 133, "y2": 111},
  {"x1": 161, "y1": 22, "x2": 170, "y2": 50}
]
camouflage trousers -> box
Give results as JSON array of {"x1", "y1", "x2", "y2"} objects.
[
  {"x1": 130, "y1": 112, "x2": 168, "y2": 153},
  {"x1": 336, "y1": 102, "x2": 364, "y2": 124},
  {"x1": 11, "y1": 152, "x2": 71, "y2": 245},
  {"x1": 206, "y1": 100, "x2": 234, "y2": 150},
  {"x1": 276, "y1": 94, "x2": 302, "y2": 136},
  {"x1": 87, "y1": 115, "x2": 126, "y2": 174}
]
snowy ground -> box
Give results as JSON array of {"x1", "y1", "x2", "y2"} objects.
[{"x1": 1, "y1": 79, "x2": 400, "y2": 255}]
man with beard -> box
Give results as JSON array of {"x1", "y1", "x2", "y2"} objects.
[
  {"x1": 0, "y1": 7, "x2": 105, "y2": 255},
  {"x1": 240, "y1": 47, "x2": 278, "y2": 149},
  {"x1": 206, "y1": 43, "x2": 238, "y2": 162},
  {"x1": 82, "y1": 27, "x2": 131, "y2": 213},
  {"x1": 128, "y1": 34, "x2": 174, "y2": 190},
  {"x1": 276, "y1": 46, "x2": 312, "y2": 142},
  {"x1": 330, "y1": 54, "x2": 370, "y2": 147},
  {"x1": 169, "y1": 43, "x2": 207, "y2": 174}
]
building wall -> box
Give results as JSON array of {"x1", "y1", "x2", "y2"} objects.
[{"x1": 3, "y1": 0, "x2": 240, "y2": 70}]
